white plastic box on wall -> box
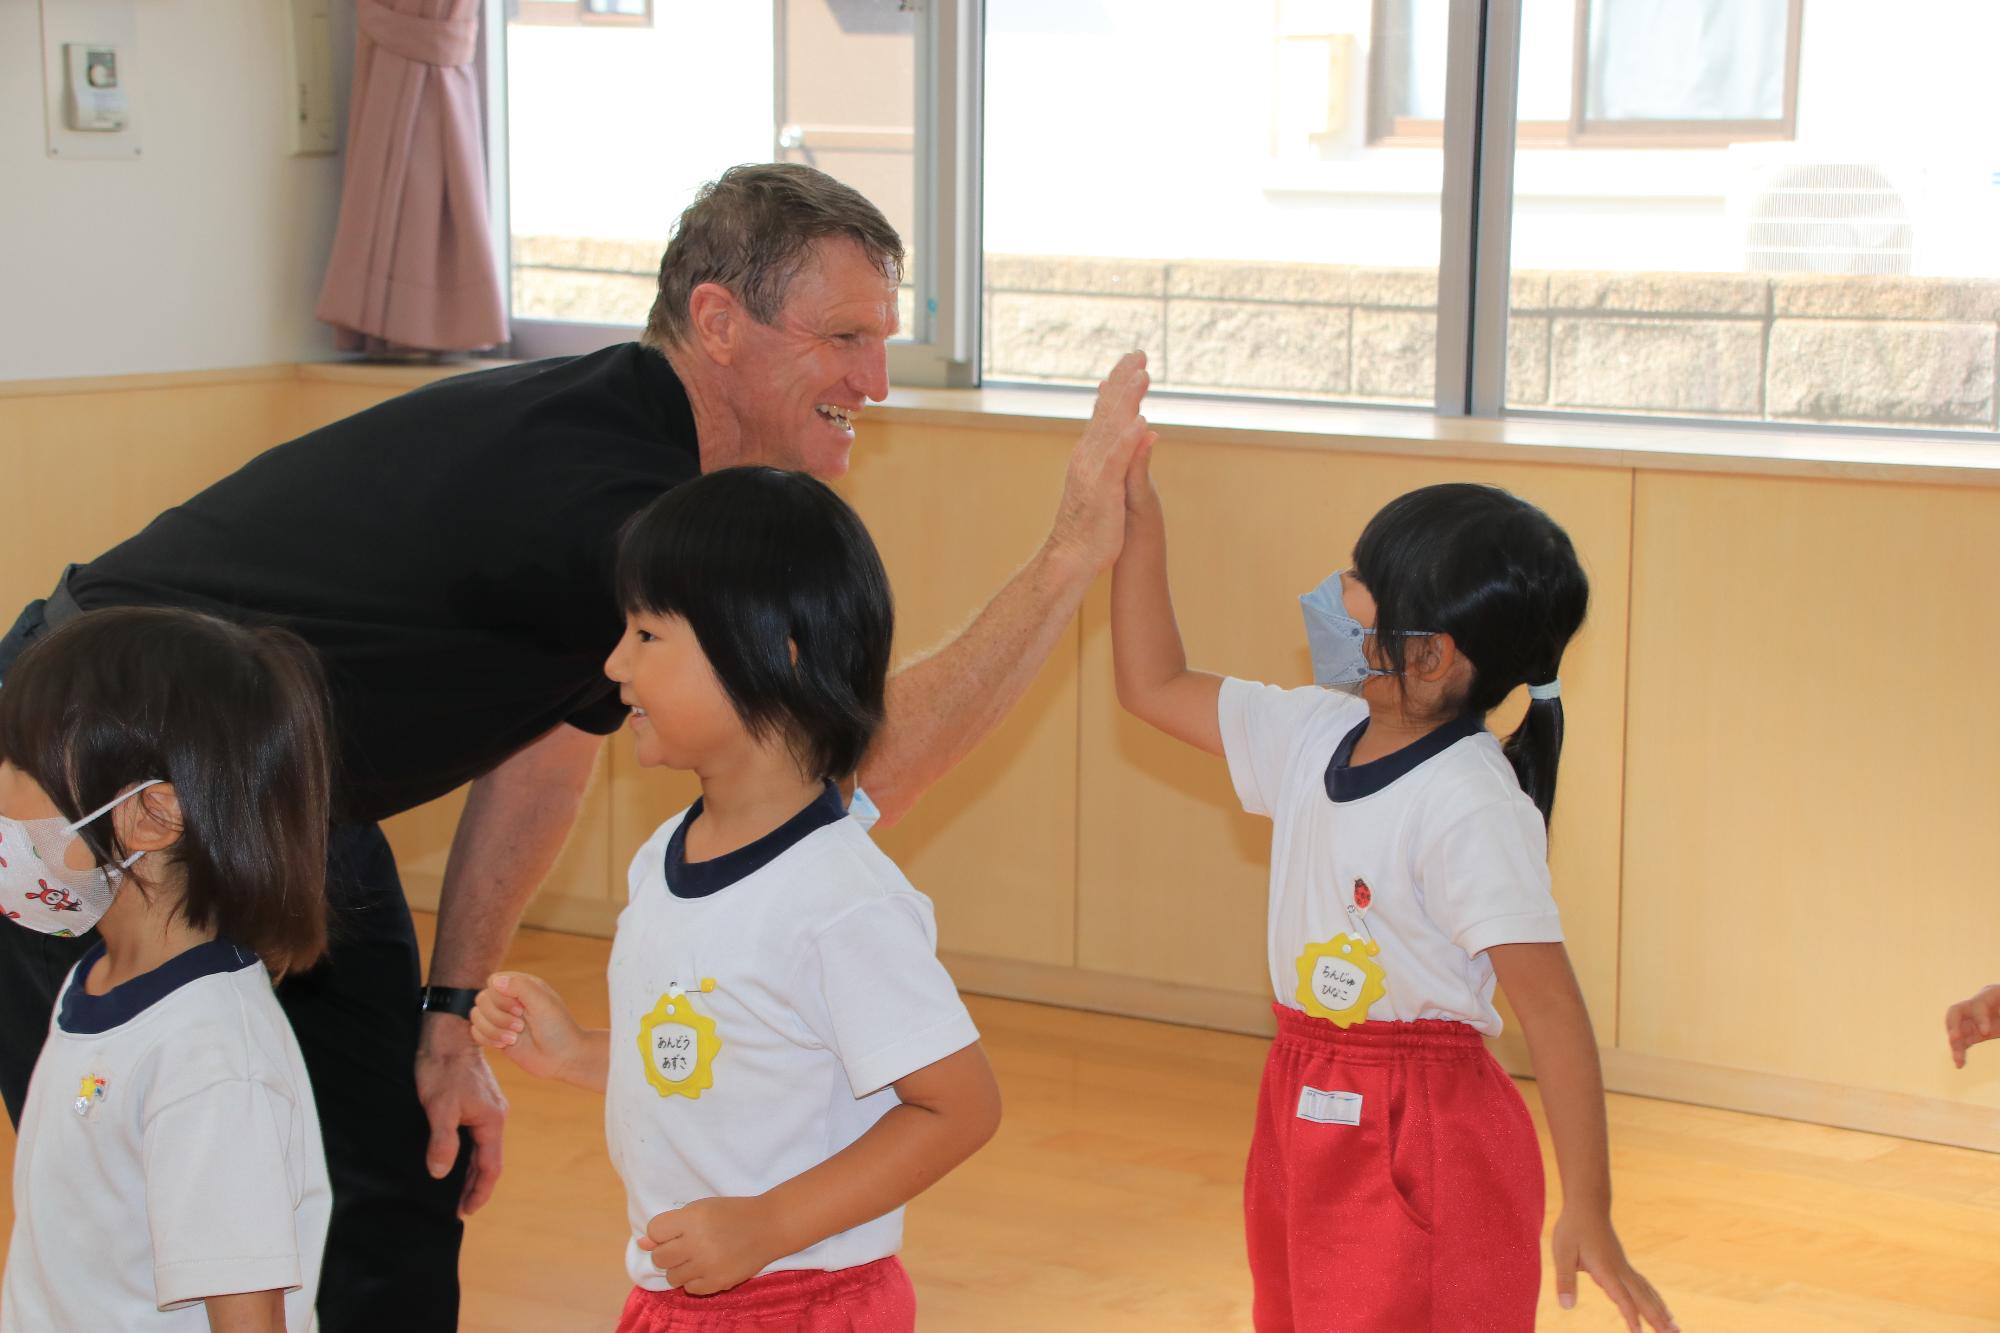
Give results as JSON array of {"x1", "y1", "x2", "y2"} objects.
[{"x1": 40, "y1": 0, "x2": 143, "y2": 161}]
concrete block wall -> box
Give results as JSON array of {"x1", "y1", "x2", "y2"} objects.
[{"x1": 514, "y1": 238, "x2": 2000, "y2": 430}]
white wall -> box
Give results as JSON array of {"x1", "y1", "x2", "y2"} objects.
[{"x1": 0, "y1": 0, "x2": 354, "y2": 381}]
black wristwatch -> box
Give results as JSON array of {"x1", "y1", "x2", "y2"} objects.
[{"x1": 419, "y1": 985, "x2": 479, "y2": 1019}]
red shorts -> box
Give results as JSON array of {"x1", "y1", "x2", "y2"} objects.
[
  {"x1": 614, "y1": 1257, "x2": 916, "y2": 1333},
  {"x1": 1245, "y1": 1007, "x2": 1544, "y2": 1333}
]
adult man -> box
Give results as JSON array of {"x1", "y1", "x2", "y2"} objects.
[{"x1": 0, "y1": 163, "x2": 1149, "y2": 1328}]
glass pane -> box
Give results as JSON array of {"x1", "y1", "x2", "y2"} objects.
[
  {"x1": 1516, "y1": 0, "x2": 1575, "y2": 123},
  {"x1": 776, "y1": 0, "x2": 918, "y2": 339},
  {"x1": 1389, "y1": 1, "x2": 1571, "y2": 128},
  {"x1": 1378, "y1": 0, "x2": 1449, "y2": 120},
  {"x1": 1506, "y1": 0, "x2": 2000, "y2": 433},
  {"x1": 983, "y1": 0, "x2": 1450, "y2": 405},
  {"x1": 1584, "y1": 0, "x2": 1788, "y2": 123},
  {"x1": 507, "y1": 1, "x2": 916, "y2": 338}
]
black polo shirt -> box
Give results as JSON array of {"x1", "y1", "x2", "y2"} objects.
[{"x1": 70, "y1": 343, "x2": 699, "y2": 823}]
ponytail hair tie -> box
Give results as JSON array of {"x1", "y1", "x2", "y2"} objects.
[{"x1": 1527, "y1": 679, "x2": 1561, "y2": 701}]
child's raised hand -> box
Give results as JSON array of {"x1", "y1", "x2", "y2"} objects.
[
  {"x1": 1123, "y1": 418, "x2": 1160, "y2": 520},
  {"x1": 1552, "y1": 1211, "x2": 1677, "y2": 1332},
  {"x1": 638, "y1": 1196, "x2": 782, "y2": 1296},
  {"x1": 471, "y1": 972, "x2": 583, "y2": 1083},
  {"x1": 1945, "y1": 984, "x2": 2000, "y2": 1067}
]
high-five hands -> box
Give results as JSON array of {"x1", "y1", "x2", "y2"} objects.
[{"x1": 1046, "y1": 350, "x2": 1159, "y2": 573}]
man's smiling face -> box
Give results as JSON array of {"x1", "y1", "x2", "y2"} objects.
[{"x1": 715, "y1": 237, "x2": 898, "y2": 480}]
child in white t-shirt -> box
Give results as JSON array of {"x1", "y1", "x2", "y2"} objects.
[
  {"x1": 472, "y1": 467, "x2": 999, "y2": 1332},
  {"x1": 1111, "y1": 467, "x2": 1675, "y2": 1333},
  {"x1": 0, "y1": 607, "x2": 334, "y2": 1332}
]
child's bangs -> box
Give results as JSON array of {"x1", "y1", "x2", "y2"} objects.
[{"x1": 614, "y1": 493, "x2": 711, "y2": 622}]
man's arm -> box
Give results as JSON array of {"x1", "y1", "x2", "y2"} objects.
[
  {"x1": 416, "y1": 720, "x2": 605, "y2": 1215},
  {"x1": 857, "y1": 352, "x2": 1155, "y2": 826}
]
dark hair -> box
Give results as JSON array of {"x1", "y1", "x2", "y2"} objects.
[
  {"x1": 1352, "y1": 483, "x2": 1588, "y2": 824},
  {"x1": 644, "y1": 162, "x2": 905, "y2": 350},
  {"x1": 0, "y1": 607, "x2": 332, "y2": 973},
  {"x1": 615, "y1": 467, "x2": 894, "y2": 781}
]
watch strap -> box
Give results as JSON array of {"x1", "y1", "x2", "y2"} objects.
[{"x1": 419, "y1": 985, "x2": 479, "y2": 1019}]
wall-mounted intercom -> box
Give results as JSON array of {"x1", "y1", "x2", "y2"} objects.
[{"x1": 63, "y1": 43, "x2": 128, "y2": 132}]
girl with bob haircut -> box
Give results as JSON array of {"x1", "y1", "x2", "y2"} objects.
[
  {"x1": 0, "y1": 606, "x2": 334, "y2": 1331},
  {"x1": 1113, "y1": 473, "x2": 1675, "y2": 1332},
  {"x1": 473, "y1": 467, "x2": 1000, "y2": 1333}
]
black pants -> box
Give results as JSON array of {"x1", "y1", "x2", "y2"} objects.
[{"x1": 0, "y1": 601, "x2": 468, "y2": 1330}]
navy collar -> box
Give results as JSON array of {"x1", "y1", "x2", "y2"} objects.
[
  {"x1": 1324, "y1": 713, "x2": 1485, "y2": 803},
  {"x1": 665, "y1": 781, "x2": 847, "y2": 899},
  {"x1": 57, "y1": 937, "x2": 261, "y2": 1035}
]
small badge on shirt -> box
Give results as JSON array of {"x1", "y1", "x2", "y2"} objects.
[
  {"x1": 638, "y1": 980, "x2": 721, "y2": 1100},
  {"x1": 1294, "y1": 934, "x2": 1388, "y2": 1028},
  {"x1": 1296, "y1": 1086, "x2": 1363, "y2": 1126},
  {"x1": 73, "y1": 1075, "x2": 106, "y2": 1118}
]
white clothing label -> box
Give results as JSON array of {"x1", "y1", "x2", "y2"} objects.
[{"x1": 1296, "y1": 1086, "x2": 1363, "y2": 1126}]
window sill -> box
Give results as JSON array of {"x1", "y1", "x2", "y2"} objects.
[{"x1": 875, "y1": 382, "x2": 2000, "y2": 488}]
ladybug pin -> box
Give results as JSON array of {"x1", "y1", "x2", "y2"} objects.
[{"x1": 1352, "y1": 878, "x2": 1373, "y2": 911}]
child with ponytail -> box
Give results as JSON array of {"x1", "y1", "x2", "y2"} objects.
[{"x1": 1112, "y1": 472, "x2": 1674, "y2": 1332}]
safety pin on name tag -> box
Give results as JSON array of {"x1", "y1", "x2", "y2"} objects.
[{"x1": 1296, "y1": 1086, "x2": 1362, "y2": 1126}]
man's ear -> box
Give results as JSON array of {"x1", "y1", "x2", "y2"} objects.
[
  {"x1": 115, "y1": 783, "x2": 184, "y2": 855},
  {"x1": 686, "y1": 283, "x2": 743, "y2": 366}
]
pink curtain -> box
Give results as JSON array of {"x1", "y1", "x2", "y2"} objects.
[{"x1": 316, "y1": 0, "x2": 507, "y2": 354}]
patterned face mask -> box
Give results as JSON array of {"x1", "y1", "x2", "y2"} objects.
[{"x1": 0, "y1": 780, "x2": 163, "y2": 937}]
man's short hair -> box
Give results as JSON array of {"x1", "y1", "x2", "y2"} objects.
[
  {"x1": 614, "y1": 467, "x2": 894, "y2": 782},
  {"x1": 644, "y1": 163, "x2": 905, "y2": 350}
]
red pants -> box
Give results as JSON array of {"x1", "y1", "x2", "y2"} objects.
[
  {"x1": 1245, "y1": 1007, "x2": 1544, "y2": 1333},
  {"x1": 615, "y1": 1257, "x2": 916, "y2": 1333}
]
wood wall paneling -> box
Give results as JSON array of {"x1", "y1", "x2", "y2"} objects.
[
  {"x1": 0, "y1": 380, "x2": 296, "y2": 609},
  {"x1": 1620, "y1": 471, "x2": 2000, "y2": 1110},
  {"x1": 834, "y1": 421, "x2": 1081, "y2": 969}
]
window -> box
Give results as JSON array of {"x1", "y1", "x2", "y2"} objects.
[
  {"x1": 494, "y1": 1, "x2": 2000, "y2": 433},
  {"x1": 1372, "y1": 0, "x2": 1801, "y2": 148},
  {"x1": 1505, "y1": 0, "x2": 2000, "y2": 432},
  {"x1": 500, "y1": 0, "x2": 955, "y2": 374},
  {"x1": 512, "y1": 0, "x2": 654, "y2": 28},
  {"x1": 981, "y1": 0, "x2": 1451, "y2": 405}
]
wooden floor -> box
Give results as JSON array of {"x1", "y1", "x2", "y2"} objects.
[{"x1": 4, "y1": 919, "x2": 1998, "y2": 1330}]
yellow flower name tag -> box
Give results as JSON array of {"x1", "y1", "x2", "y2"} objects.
[
  {"x1": 1294, "y1": 934, "x2": 1387, "y2": 1028},
  {"x1": 638, "y1": 981, "x2": 721, "y2": 1099}
]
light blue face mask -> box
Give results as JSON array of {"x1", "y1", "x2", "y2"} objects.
[{"x1": 1298, "y1": 570, "x2": 1436, "y2": 695}]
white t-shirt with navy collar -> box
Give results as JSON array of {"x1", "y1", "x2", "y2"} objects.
[
  {"x1": 1, "y1": 938, "x2": 330, "y2": 1330},
  {"x1": 606, "y1": 782, "x2": 980, "y2": 1289},
  {"x1": 1219, "y1": 677, "x2": 1564, "y2": 1035}
]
